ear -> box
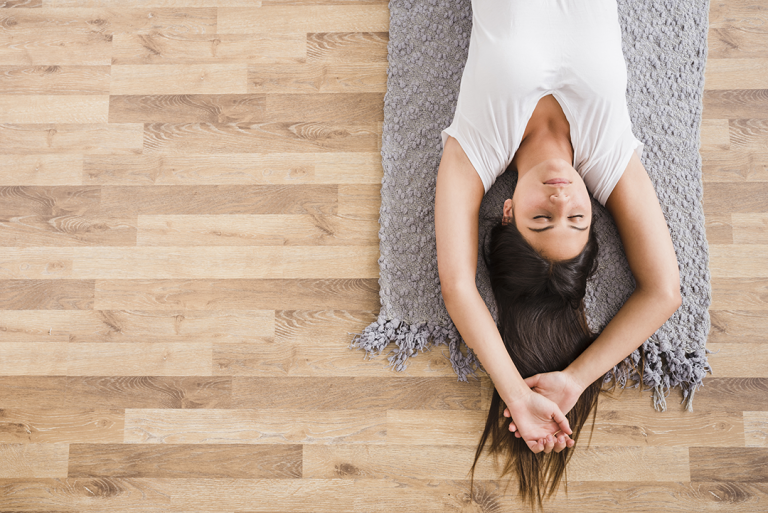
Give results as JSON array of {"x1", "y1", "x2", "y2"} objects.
[{"x1": 503, "y1": 198, "x2": 513, "y2": 218}]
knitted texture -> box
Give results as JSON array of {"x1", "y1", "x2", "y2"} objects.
[{"x1": 351, "y1": 0, "x2": 712, "y2": 411}]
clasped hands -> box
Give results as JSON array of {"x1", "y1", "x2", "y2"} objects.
[{"x1": 502, "y1": 369, "x2": 585, "y2": 454}]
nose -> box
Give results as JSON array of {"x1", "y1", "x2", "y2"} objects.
[{"x1": 549, "y1": 190, "x2": 570, "y2": 213}]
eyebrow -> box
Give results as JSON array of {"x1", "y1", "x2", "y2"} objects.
[{"x1": 528, "y1": 225, "x2": 589, "y2": 233}]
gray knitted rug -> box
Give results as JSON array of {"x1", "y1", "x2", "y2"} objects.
[{"x1": 351, "y1": 0, "x2": 712, "y2": 411}]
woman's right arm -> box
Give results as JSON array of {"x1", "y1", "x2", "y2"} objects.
[{"x1": 435, "y1": 136, "x2": 572, "y2": 453}]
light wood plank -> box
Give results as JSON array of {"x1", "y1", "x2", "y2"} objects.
[
  {"x1": 82, "y1": 152, "x2": 383, "y2": 185},
  {"x1": 731, "y1": 119, "x2": 768, "y2": 150},
  {"x1": 112, "y1": 32, "x2": 305, "y2": 65},
  {"x1": 0, "y1": 342, "x2": 68, "y2": 375},
  {"x1": 690, "y1": 447, "x2": 768, "y2": 482},
  {"x1": 230, "y1": 377, "x2": 482, "y2": 410},
  {"x1": 705, "y1": 59, "x2": 768, "y2": 90},
  {"x1": 303, "y1": 444, "x2": 498, "y2": 480},
  {"x1": 93, "y1": 280, "x2": 379, "y2": 311},
  {"x1": 711, "y1": 245, "x2": 768, "y2": 278},
  {"x1": 136, "y1": 214, "x2": 378, "y2": 246},
  {"x1": 745, "y1": 411, "x2": 768, "y2": 447},
  {"x1": 700, "y1": 118, "x2": 731, "y2": 151},
  {"x1": 0, "y1": 279, "x2": 93, "y2": 309},
  {"x1": 709, "y1": 0, "x2": 768, "y2": 29},
  {"x1": 44, "y1": 0, "x2": 258, "y2": 6},
  {"x1": 109, "y1": 94, "x2": 267, "y2": 124},
  {"x1": 217, "y1": 5, "x2": 389, "y2": 33},
  {"x1": 0, "y1": 309, "x2": 274, "y2": 342},
  {"x1": 110, "y1": 64, "x2": 248, "y2": 95},
  {"x1": 0, "y1": 123, "x2": 143, "y2": 154},
  {"x1": 62, "y1": 376, "x2": 232, "y2": 409},
  {"x1": 142, "y1": 121, "x2": 382, "y2": 155},
  {"x1": 590, "y1": 406, "x2": 745, "y2": 447},
  {"x1": 249, "y1": 62, "x2": 388, "y2": 93},
  {"x1": 567, "y1": 446, "x2": 690, "y2": 482},
  {"x1": 124, "y1": 408, "x2": 386, "y2": 444},
  {"x1": 0, "y1": 155, "x2": 83, "y2": 186},
  {"x1": 705, "y1": 213, "x2": 733, "y2": 244},
  {"x1": 0, "y1": 246, "x2": 380, "y2": 279},
  {"x1": 712, "y1": 279, "x2": 768, "y2": 310},
  {"x1": 708, "y1": 343, "x2": 768, "y2": 376},
  {"x1": 0, "y1": 215, "x2": 136, "y2": 247},
  {"x1": 0, "y1": 443, "x2": 68, "y2": 478},
  {"x1": 0, "y1": 29, "x2": 112, "y2": 66},
  {"x1": 0, "y1": 94, "x2": 108, "y2": 123},
  {"x1": 98, "y1": 184, "x2": 338, "y2": 216},
  {"x1": 703, "y1": 89, "x2": 768, "y2": 119},
  {"x1": 67, "y1": 342, "x2": 213, "y2": 376},
  {"x1": 307, "y1": 32, "x2": 388, "y2": 63},
  {"x1": 701, "y1": 150, "x2": 768, "y2": 182},
  {"x1": 0, "y1": 7, "x2": 217, "y2": 34},
  {"x1": 0, "y1": 409, "x2": 124, "y2": 443},
  {"x1": 68, "y1": 443, "x2": 302, "y2": 478},
  {"x1": 0, "y1": 65, "x2": 110, "y2": 95},
  {"x1": 733, "y1": 213, "x2": 768, "y2": 243},
  {"x1": 710, "y1": 310, "x2": 768, "y2": 342}
]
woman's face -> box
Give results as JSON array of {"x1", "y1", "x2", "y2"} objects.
[{"x1": 506, "y1": 158, "x2": 592, "y2": 260}]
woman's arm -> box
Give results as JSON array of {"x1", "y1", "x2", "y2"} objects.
[
  {"x1": 435, "y1": 136, "x2": 573, "y2": 453},
  {"x1": 567, "y1": 150, "x2": 682, "y2": 388},
  {"x1": 508, "y1": 151, "x2": 682, "y2": 418}
]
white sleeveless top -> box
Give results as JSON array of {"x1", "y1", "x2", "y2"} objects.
[{"x1": 440, "y1": 0, "x2": 644, "y2": 206}]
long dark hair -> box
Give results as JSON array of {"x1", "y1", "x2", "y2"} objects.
[{"x1": 469, "y1": 215, "x2": 602, "y2": 510}]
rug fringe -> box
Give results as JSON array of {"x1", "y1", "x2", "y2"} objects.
[
  {"x1": 351, "y1": 317, "x2": 712, "y2": 410},
  {"x1": 350, "y1": 315, "x2": 483, "y2": 381}
]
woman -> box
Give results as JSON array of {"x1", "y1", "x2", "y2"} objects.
[{"x1": 434, "y1": 0, "x2": 681, "y2": 504}]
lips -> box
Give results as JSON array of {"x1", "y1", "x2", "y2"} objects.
[{"x1": 544, "y1": 178, "x2": 571, "y2": 185}]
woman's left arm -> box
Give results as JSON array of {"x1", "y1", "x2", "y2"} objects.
[
  {"x1": 506, "y1": 151, "x2": 682, "y2": 421},
  {"x1": 565, "y1": 150, "x2": 682, "y2": 394}
]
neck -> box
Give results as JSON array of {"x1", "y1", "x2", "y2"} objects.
[{"x1": 514, "y1": 128, "x2": 574, "y2": 179}]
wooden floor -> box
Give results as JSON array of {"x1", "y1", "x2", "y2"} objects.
[{"x1": 0, "y1": 0, "x2": 766, "y2": 511}]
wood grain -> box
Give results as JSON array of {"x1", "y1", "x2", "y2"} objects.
[
  {"x1": 0, "y1": 29, "x2": 112, "y2": 66},
  {"x1": 0, "y1": 409, "x2": 124, "y2": 443},
  {"x1": 690, "y1": 447, "x2": 768, "y2": 482},
  {"x1": 0, "y1": 65, "x2": 111, "y2": 95},
  {"x1": 0, "y1": 7, "x2": 217, "y2": 34},
  {"x1": 0, "y1": 0, "x2": 765, "y2": 511},
  {"x1": 745, "y1": 411, "x2": 768, "y2": 447},
  {"x1": 110, "y1": 64, "x2": 248, "y2": 95},
  {"x1": 142, "y1": 121, "x2": 382, "y2": 155},
  {"x1": 0, "y1": 309, "x2": 274, "y2": 342},
  {"x1": 0, "y1": 155, "x2": 83, "y2": 186},
  {"x1": 307, "y1": 32, "x2": 388, "y2": 63},
  {"x1": 704, "y1": 59, "x2": 768, "y2": 90},
  {"x1": 709, "y1": 310, "x2": 768, "y2": 342},
  {"x1": 0, "y1": 443, "x2": 68, "y2": 478},
  {"x1": 0, "y1": 280, "x2": 94, "y2": 309},
  {"x1": 703, "y1": 89, "x2": 768, "y2": 119},
  {"x1": 0, "y1": 246, "x2": 380, "y2": 279},
  {"x1": 135, "y1": 214, "x2": 378, "y2": 246},
  {"x1": 230, "y1": 377, "x2": 483, "y2": 410},
  {"x1": 0, "y1": 123, "x2": 143, "y2": 154},
  {"x1": 93, "y1": 279, "x2": 379, "y2": 310},
  {"x1": 68, "y1": 443, "x2": 302, "y2": 478},
  {"x1": 217, "y1": 5, "x2": 389, "y2": 33},
  {"x1": 111, "y1": 32, "x2": 304, "y2": 65},
  {"x1": 249, "y1": 62, "x2": 388, "y2": 93},
  {"x1": 701, "y1": 149, "x2": 768, "y2": 182},
  {"x1": 711, "y1": 244, "x2": 768, "y2": 277},
  {"x1": 123, "y1": 408, "x2": 387, "y2": 444},
  {"x1": 99, "y1": 184, "x2": 338, "y2": 215}
]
